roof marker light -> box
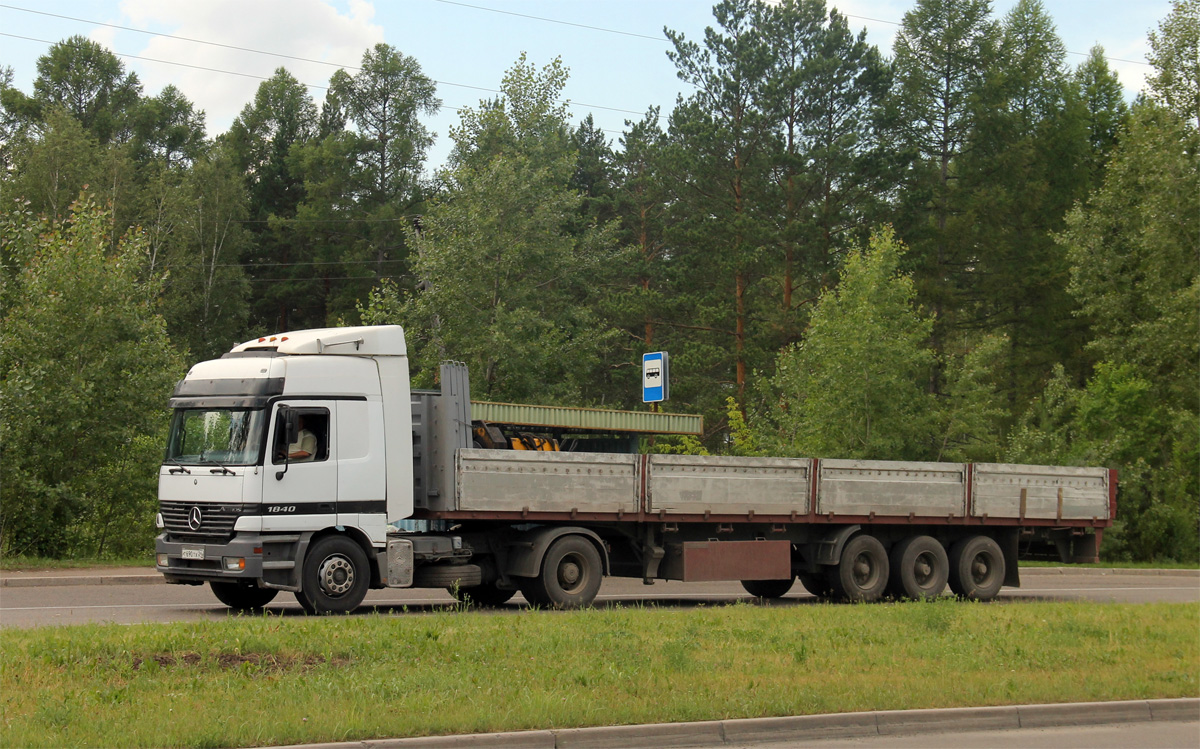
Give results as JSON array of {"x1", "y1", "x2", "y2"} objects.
[{"x1": 258, "y1": 338, "x2": 266, "y2": 343}]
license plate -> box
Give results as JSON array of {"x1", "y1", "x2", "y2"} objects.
[{"x1": 182, "y1": 547, "x2": 205, "y2": 560}]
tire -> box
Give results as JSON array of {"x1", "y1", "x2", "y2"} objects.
[
  {"x1": 299, "y1": 535, "x2": 370, "y2": 614},
  {"x1": 741, "y1": 578, "x2": 795, "y2": 599},
  {"x1": 210, "y1": 581, "x2": 277, "y2": 611},
  {"x1": 826, "y1": 534, "x2": 889, "y2": 603},
  {"x1": 524, "y1": 535, "x2": 603, "y2": 610},
  {"x1": 797, "y1": 572, "x2": 834, "y2": 598},
  {"x1": 517, "y1": 577, "x2": 550, "y2": 606},
  {"x1": 947, "y1": 535, "x2": 1006, "y2": 601},
  {"x1": 414, "y1": 564, "x2": 483, "y2": 589},
  {"x1": 293, "y1": 590, "x2": 316, "y2": 614},
  {"x1": 449, "y1": 582, "x2": 517, "y2": 607},
  {"x1": 888, "y1": 536, "x2": 949, "y2": 600}
]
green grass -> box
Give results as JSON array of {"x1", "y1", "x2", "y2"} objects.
[
  {"x1": 1023, "y1": 560, "x2": 1200, "y2": 570},
  {"x1": 0, "y1": 556, "x2": 155, "y2": 571},
  {"x1": 2, "y1": 601, "x2": 1196, "y2": 749}
]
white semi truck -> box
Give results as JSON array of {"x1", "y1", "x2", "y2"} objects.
[{"x1": 156, "y1": 325, "x2": 1116, "y2": 614}]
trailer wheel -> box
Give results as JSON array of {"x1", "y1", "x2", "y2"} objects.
[
  {"x1": 827, "y1": 534, "x2": 889, "y2": 602},
  {"x1": 741, "y1": 578, "x2": 795, "y2": 599},
  {"x1": 948, "y1": 535, "x2": 1005, "y2": 601},
  {"x1": 449, "y1": 582, "x2": 517, "y2": 607},
  {"x1": 797, "y1": 572, "x2": 834, "y2": 598},
  {"x1": 887, "y1": 536, "x2": 949, "y2": 600},
  {"x1": 300, "y1": 535, "x2": 370, "y2": 614},
  {"x1": 526, "y1": 535, "x2": 602, "y2": 610},
  {"x1": 210, "y1": 581, "x2": 277, "y2": 611}
]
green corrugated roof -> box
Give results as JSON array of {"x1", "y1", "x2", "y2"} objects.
[{"x1": 471, "y1": 401, "x2": 703, "y2": 436}]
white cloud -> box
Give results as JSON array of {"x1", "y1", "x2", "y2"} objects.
[{"x1": 116, "y1": 0, "x2": 384, "y2": 134}]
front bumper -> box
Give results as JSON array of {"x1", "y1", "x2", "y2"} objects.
[{"x1": 155, "y1": 533, "x2": 267, "y2": 584}]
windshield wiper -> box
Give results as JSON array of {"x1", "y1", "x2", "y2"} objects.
[
  {"x1": 201, "y1": 459, "x2": 235, "y2": 475},
  {"x1": 165, "y1": 457, "x2": 191, "y2": 475}
]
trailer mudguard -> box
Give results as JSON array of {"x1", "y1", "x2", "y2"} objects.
[
  {"x1": 1002, "y1": 529, "x2": 1021, "y2": 588},
  {"x1": 813, "y1": 525, "x2": 862, "y2": 566},
  {"x1": 505, "y1": 526, "x2": 610, "y2": 578}
]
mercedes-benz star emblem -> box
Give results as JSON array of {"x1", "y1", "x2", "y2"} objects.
[{"x1": 188, "y1": 506, "x2": 202, "y2": 531}]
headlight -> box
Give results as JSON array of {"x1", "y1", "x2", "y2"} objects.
[
  {"x1": 223, "y1": 557, "x2": 246, "y2": 571},
  {"x1": 155, "y1": 513, "x2": 164, "y2": 529},
  {"x1": 156, "y1": 553, "x2": 169, "y2": 567}
]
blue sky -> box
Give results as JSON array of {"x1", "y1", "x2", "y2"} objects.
[{"x1": 0, "y1": 1, "x2": 1172, "y2": 171}]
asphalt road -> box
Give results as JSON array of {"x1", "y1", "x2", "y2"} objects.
[
  {"x1": 747, "y1": 720, "x2": 1200, "y2": 748},
  {"x1": 1, "y1": 569, "x2": 1196, "y2": 628}
]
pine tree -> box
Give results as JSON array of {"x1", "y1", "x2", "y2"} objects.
[
  {"x1": 891, "y1": 0, "x2": 998, "y2": 375},
  {"x1": 665, "y1": 0, "x2": 777, "y2": 407}
]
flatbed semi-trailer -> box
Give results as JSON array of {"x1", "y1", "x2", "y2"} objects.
[{"x1": 155, "y1": 326, "x2": 1114, "y2": 613}]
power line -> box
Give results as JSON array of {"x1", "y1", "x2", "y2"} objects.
[
  {"x1": 0, "y1": 31, "x2": 630, "y2": 136},
  {"x1": 0, "y1": 5, "x2": 651, "y2": 116},
  {"x1": 0, "y1": 32, "x2": 319, "y2": 86},
  {"x1": 0, "y1": 4, "x2": 368, "y2": 71},
  {"x1": 436, "y1": 0, "x2": 1151, "y2": 68},
  {"x1": 433, "y1": 0, "x2": 668, "y2": 42}
]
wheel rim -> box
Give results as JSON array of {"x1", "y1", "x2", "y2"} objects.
[
  {"x1": 852, "y1": 552, "x2": 879, "y2": 588},
  {"x1": 318, "y1": 554, "x2": 355, "y2": 597},
  {"x1": 913, "y1": 551, "x2": 936, "y2": 588},
  {"x1": 556, "y1": 552, "x2": 588, "y2": 594},
  {"x1": 970, "y1": 552, "x2": 996, "y2": 587}
]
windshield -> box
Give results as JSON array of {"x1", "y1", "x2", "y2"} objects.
[{"x1": 165, "y1": 408, "x2": 268, "y2": 466}]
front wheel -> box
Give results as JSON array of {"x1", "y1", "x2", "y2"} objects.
[
  {"x1": 299, "y1": 535, "x2": 370, "y2": 614},
  {"x1": 741, "y1": 578, "x2": 795, "y2": 599},
  {"x1": 210, "y1": 581, "x2": 277, "y2": 612},
  {"x1": 523, "y1": 536, "x2": 603, "y2": 610},
  {"x1": 827, "y1": 535, "x2": 889, "y2": 603}
]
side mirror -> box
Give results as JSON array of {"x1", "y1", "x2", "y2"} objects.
[
  {"x1": 275, "y1": 407, "x2": 297, "y2": 480},
  {"x1": 284, "y1": 409, "x2": 299, "y2": 444}
]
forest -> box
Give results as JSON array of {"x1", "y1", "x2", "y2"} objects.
[{"x1": 0, "y1": 0, "x2": 1196, "y2": 562}]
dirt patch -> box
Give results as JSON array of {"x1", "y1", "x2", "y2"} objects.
[{"x1": 132, "y1": 652, "x2": 350, "y2": 671}]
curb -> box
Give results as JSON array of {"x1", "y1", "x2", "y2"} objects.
[
  {"x1": 262, "y1": 698, "x2": 1200, "y2": 749},
  {"x1": 1021, "y1": 567, "x2": 1200, "y2": 577},
  {"x1": 3, "y1": 567, "x2": 1195, "y2": 588}
]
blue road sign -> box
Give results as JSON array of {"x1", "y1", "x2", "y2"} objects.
[{"x1": 642, "y1": 351, "x2": 669, "y2": 403}]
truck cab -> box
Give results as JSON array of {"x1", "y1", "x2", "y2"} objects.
[{"x1": 156, "y1": 326, "x2": 413, "y2": 612}]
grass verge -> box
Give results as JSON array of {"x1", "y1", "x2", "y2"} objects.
[
  {"x1": 0, "y1": 555, "x2": 155, "y2": 571},
  {"x1": 2, "y1": 600, "x2": 1196, "y2": 749},
  {"x1": 1023, "y1": 560, "x2": 1200, "y2": 570}
]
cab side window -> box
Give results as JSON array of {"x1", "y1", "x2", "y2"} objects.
[{"x1": 274, "y1": 408, "x2": 330, "y2": 463}]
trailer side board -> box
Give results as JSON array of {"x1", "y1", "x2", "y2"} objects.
[
  {"x1": 455, "y1": 450, "x2": 639, "y2": 514},
  {"x1": 972, "y1": 463, "x2": 1110, "y2": 521},
  {"x1": 817, "y1": 459, "x2": 967, "y2": 518},
  {"x1": 646, "y1": 455, "x2": 811, "y2": 517}
]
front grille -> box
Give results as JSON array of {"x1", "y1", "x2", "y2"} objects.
[{"x1": 160, "y1": 501, "x2": 245, "y2": 540}]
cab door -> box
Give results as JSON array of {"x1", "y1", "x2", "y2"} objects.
[{"x1": 262, "y1": 402, "x2": 338, "y2": 532}]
